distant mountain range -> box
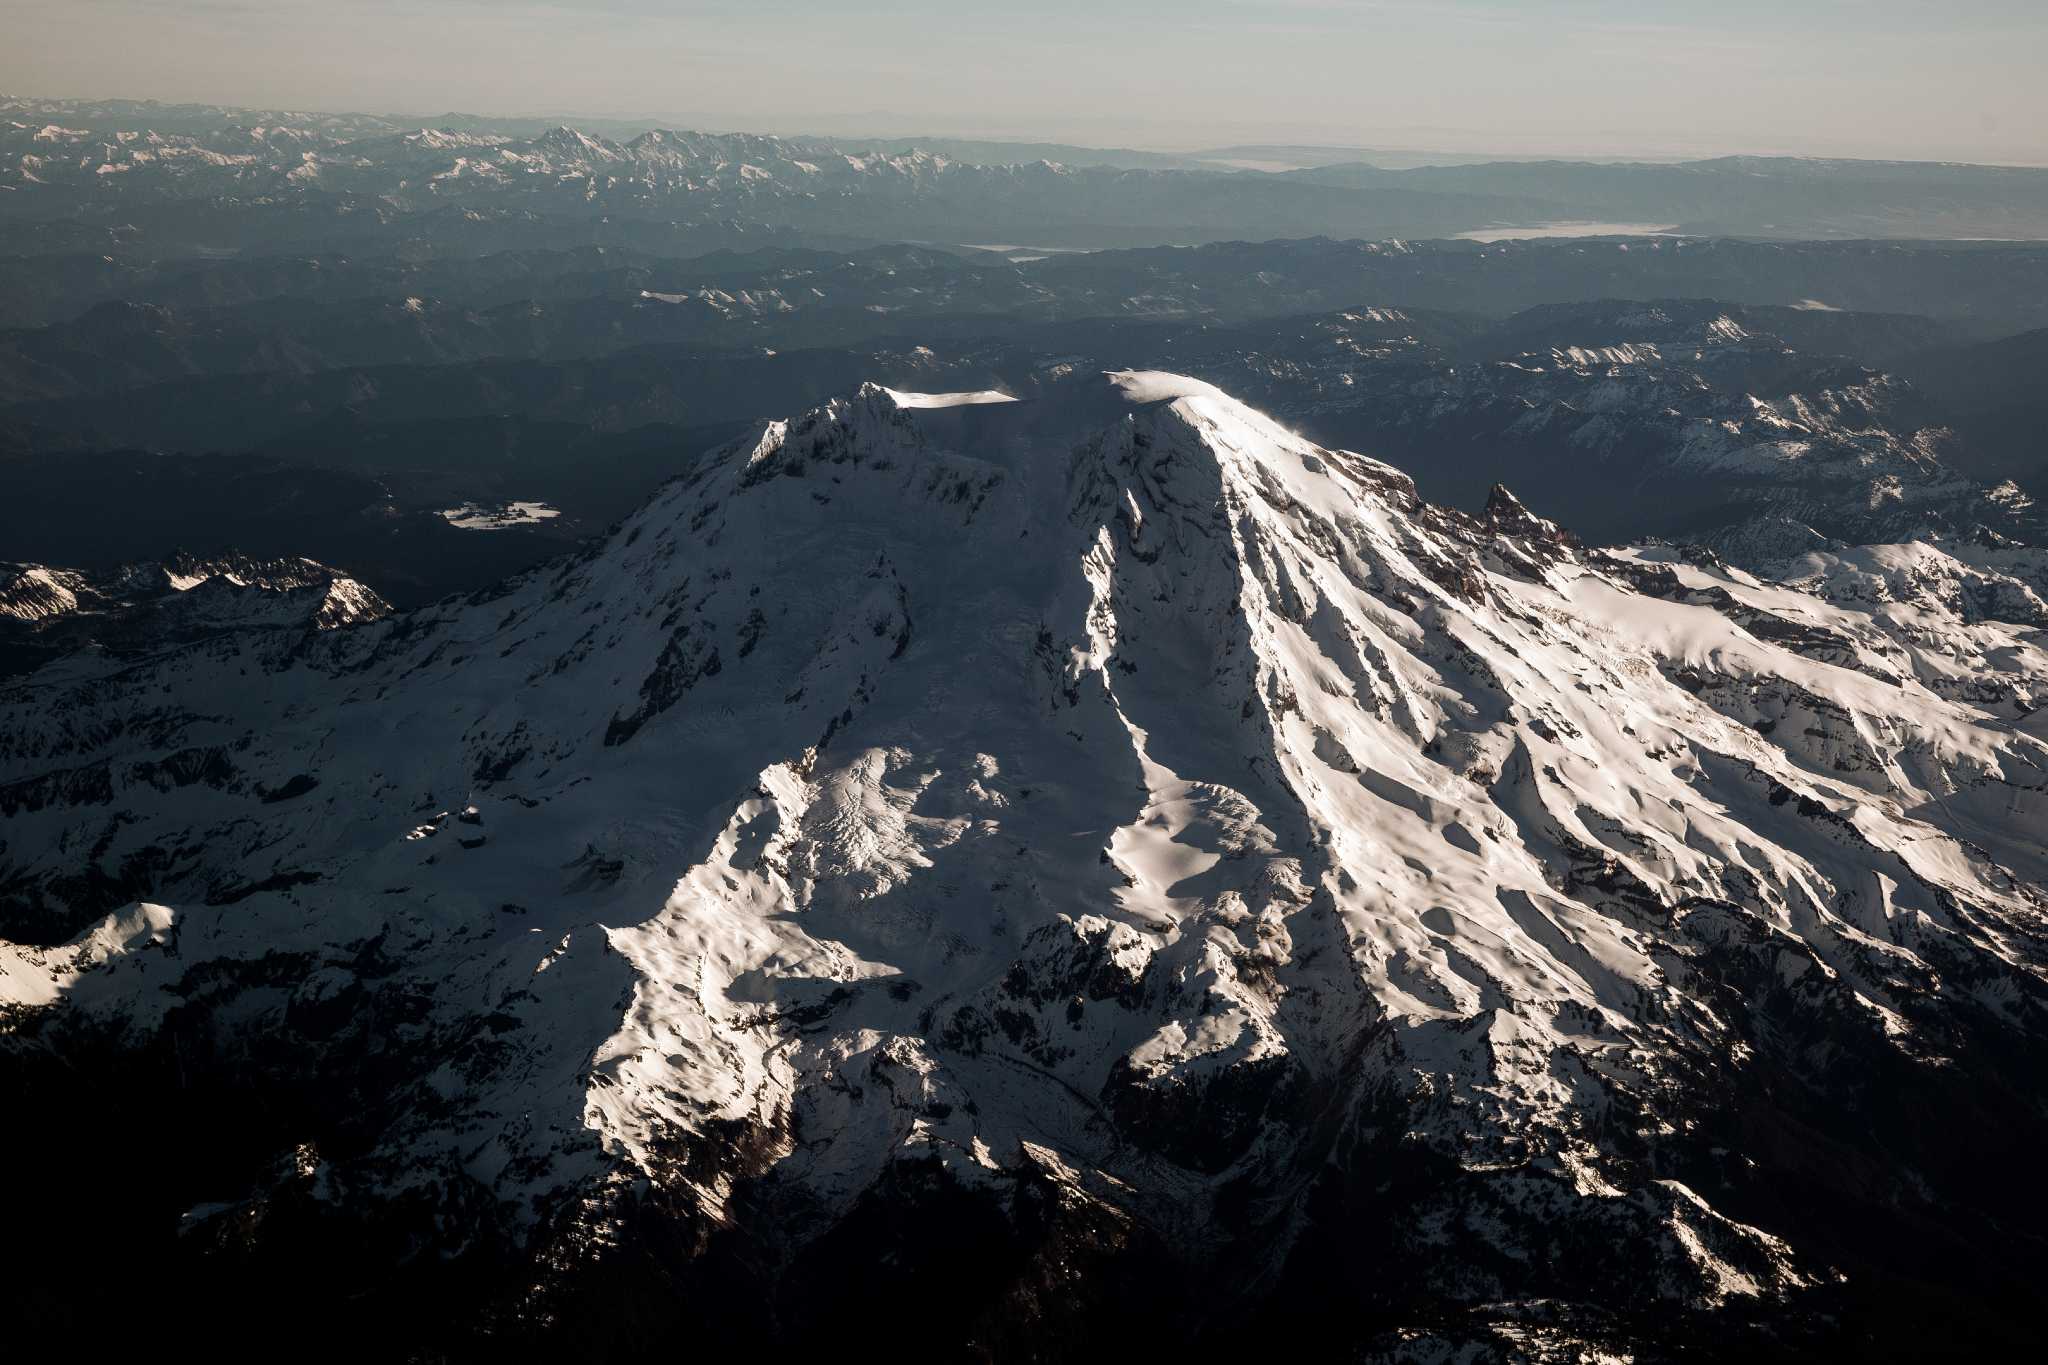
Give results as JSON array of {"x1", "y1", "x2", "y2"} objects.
[
  {"x1": 8, "y1": 96, "x2": 2048, "y2": 257},
  {"x1": 0, "y1": 550, "x2": 386, "y2": 675}
]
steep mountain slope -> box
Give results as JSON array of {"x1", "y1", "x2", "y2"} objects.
[{"x1": 3, "y1": 375, "x2": 2046, "y2": 1357}]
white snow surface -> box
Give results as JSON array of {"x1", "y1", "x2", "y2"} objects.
[
  {"x1": 1105, "y1": 368, "x2": 1230, "y2": 405},
  {"x1": 879, "y1": 387, "x2": 1017, "y2": 408}
]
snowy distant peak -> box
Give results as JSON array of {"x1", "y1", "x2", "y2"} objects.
[
  {"x1": 528, "y1": 125, "x2": 625, "y2": 161},
  {"x1": 0, "y1": 107, "x2": 1081, "y2": 207},
  {"x1": 1475, "y1": 301, "x2": 1785, "y2": 376},
  {"x1": 628, "y1": 127, "x2": 836, "y2": 161},
  {"x1": 399, "y1": 126, "x2": 509, "y2": 152},
  {"x1": 498, "y1": 125, "x2": 947, "y2": 178},
  {"x1": 149, "y1": 549, "x2": 365, "y2": 594},
  {"x1": 0, "y1": 565, "x2": 91, "y2": 624},
  {"x1": 0, "y1": 551, "x2": 388, "y2": 674}
]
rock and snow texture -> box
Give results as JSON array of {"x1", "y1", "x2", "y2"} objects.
[
  {"x1": 1188, "y1": 298, "x2": 2048, "y2": 567},
  {"x1": 3, "y1": 374, "x2": 2046, "y2": 1354},
  {"x1": 0, "y1": 551, "x2": 388, "y2": 674},
  {"x1": 439, "y1": 500, "x2": 563, "y2": 530},
  {"x1": 2, "y1": 551, "x2": 386, "y2": 645}
]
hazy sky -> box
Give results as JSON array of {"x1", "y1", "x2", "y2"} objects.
[{"x1": 8, "y1": 0, "x2": 2046, "y2": 161}]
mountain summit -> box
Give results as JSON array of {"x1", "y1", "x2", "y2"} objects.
[{"x1": 4, "y1": 373, "x2": 2046, "y2": 1356}]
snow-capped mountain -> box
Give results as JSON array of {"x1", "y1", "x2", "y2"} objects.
[
  {"x1": 3, "y1": 375, "x2": 2045, "y2": 1356},
  {"x1": 0, "y1": 112, "x2": 1232, "y2": 247},
  {"x1": 0, "y1": 551, "x2": 388, "y2": 675}
]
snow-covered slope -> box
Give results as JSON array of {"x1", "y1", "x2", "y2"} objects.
[{"x1": 3, "y1": 374, "x2": 2045, "y2": 1355}]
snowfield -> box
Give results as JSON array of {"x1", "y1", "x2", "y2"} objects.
[
  {"x1": 879, "y1": 386, "x2": 1017, "y2": 408},
  {"x1": 3, "y1": 372, "x2": 2045, "y2": 1353}
]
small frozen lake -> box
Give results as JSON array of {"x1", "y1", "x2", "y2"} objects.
[
  {"x1": 1456, "y1": 222, "x2": 1680, "y2": 241},
  {"x1": 440, "y1": 501, "x2": 562, "y2": 531}
]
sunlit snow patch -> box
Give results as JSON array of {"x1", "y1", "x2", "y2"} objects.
[
  {"x1": 880, "y1": 388, "x2": 1017, "y2": 409},
  {"x1": 440, "y1": 500, "x2": 562, "y2": 531}
]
